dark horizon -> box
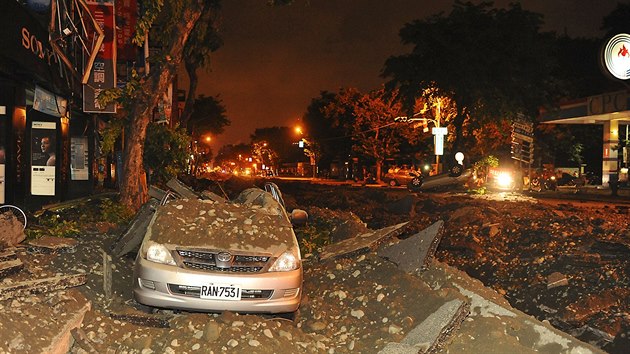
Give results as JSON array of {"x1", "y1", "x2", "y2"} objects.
[{"x1": 178, "y1": 0, "x2": 621, "y2": 151}]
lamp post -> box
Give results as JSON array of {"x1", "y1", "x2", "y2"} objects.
[
  {"x1": 295, "y1": 125, "x2": 318, "y2": 179},
  {"x1": 394, "y1": 102, "x2": 446, "y2": 174}
]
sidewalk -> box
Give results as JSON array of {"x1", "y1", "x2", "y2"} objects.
[{"x1": 532, "y1": 185, "x2": 630, "y2": 204}]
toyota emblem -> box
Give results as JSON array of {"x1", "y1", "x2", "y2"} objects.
[{"x1": 217, "y1": 252, "x2": 232, "y2": 262}]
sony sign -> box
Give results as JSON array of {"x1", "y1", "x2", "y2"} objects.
[{"x1": 21, "y1": 27, "x2": 57, "y2": 66}]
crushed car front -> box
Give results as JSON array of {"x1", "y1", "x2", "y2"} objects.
[{"x1": 133, "y1": 187, "x2": 303, "y2": 313}]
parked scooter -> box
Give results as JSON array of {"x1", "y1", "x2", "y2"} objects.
[{"x1": 407, "y1": 170, "x2": 424, "y2": 192}]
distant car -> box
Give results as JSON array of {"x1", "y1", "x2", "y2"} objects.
[
  {"x1": 487, "y1": 168, "x2": 517, "y2": 190},
  {"x1": 133, "y1": 183, "x2": 306, "y2": 314},
  {"x1": 383, "y1": 169, "x2": 417, "y2": 186}
]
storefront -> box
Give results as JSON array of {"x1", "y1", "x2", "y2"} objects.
[
  {"x1": 0, "y1": 1, "x2": 95, "y2": 210},
  {"x1": 541, "y1": 90, "x2": 630, "y2": 186}
]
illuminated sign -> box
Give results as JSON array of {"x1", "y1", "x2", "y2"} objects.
[{"x1": 603, "y1": 33, "x2": 630, "y2": 80}]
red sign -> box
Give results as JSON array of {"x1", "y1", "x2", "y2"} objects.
[{"x1": 115, "y1": 0, "x2": 138, "y2": 61}]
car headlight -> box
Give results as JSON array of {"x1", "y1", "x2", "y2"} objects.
[
  {"x1": 269, "y1": 249, "x2": 301, "y2": 272},
  {"x1": 496, "y1": 172, "x2": 513, "y2": 188},
  {"x1": 144, "y1": 241, "x2": 176, "y2": 265}
]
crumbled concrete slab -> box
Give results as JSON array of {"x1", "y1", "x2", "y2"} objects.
[
  {"x1": 401, "y1": 299, "x2": 470, "y2": 349},
  {"x1": 166, "y1": 178, "x2": 199, "y2": 199},
  {"x1": 419, "y1": 261, "x2": 605, "y2": 354},
  {"x1": 379, "y1": 299, "x2": 470, "y2": 354},
  {"x1": 0, "y1": 247, "x2": 17, "y2": 262},
  {"x1": 303, "y1": 252, "x2": 469, "y2": 353},
  {"x1": 71, "y1": 327, "x2": 99, "y2": 354},
  {"x1": 27, "y1": 236, "x2": 78, "y2": 254},
  {"x1": 0, "y1": 289, "x2": 91, "y2": 354},
  {"x1": 201, "y1": 189, "x2": 228, "y2": 203},
  {"x1": 0, "y1": 273, "x2": 86, "y2": 301},
  {"x1": 318, "y1": 222, "x2": 408, "y2": 261},
  {"x1": 148, "y1": 184, "x2": 168, "y2": 201},
  {"x1": 0, "y1": 258, "x2": 23, "y2": 279},
  {"x1": 0, "y1": 213, "x2": 26, "y2": 246},
  {"x1": 378, "y1": 220, "x2": 444, "y2": 273},
  {"x1": 110, "y1": 199, "x2": 158, "y2": 257}
]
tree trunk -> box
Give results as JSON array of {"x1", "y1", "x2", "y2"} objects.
[
  {"x1": 180, "y1": 60, "x2": 198, "y2": 129},
  {"x1": 119, "y1": 4, "x2": 204, "y2": 211}
]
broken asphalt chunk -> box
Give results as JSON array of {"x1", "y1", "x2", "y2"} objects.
[
  {"x1": 0, "y1": 259, "x2": 23, "y2": 279},
  {"x1": 27, "y1": 236, "x2": 78, "y2": 254},
  {"x1": 547, "y1": 271, "x2": 569, "y2": 289},
  {"x1": 0, "y1": 247, "x2": 18, "y2": 262},
  {"x1": 318, "y1": 222, "x2": 408, "y2": 261},
  {"x1": 0, "y1": 289, "x2": 92, "y2": 354},
  {"x1": 110, "y1": 199, "x2": 158, "y2": 258},
  {"x1": 378, "y1": 221, "x2": 444, "y2": 273},
  {"x1": 0, "y1": 213, "x2": 26, "y2": 246},
  {"x1": 379, "y1": 299, "x2": 470, "y2": 354},
  {"x1": 166, "y1": 178, "x2": 200, "y2": 199},
  {"x1": 0, "y1": 273, "x2": 86, "y2": 301},
  {"x1": 70, "y1": 327, "x2": 100, "y2": 354}
]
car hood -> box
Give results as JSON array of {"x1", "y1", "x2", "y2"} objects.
[{"x1": 146, "y1": 197, "x2": 297, "y2": 256}]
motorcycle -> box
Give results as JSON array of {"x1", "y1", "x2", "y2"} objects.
[{"x1": 407, "y1": 170, "x2": 424, "y2": 192}]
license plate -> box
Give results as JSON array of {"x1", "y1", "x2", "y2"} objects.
[{"x1": 200, "y1": 284, "x2": 241, "y2": 300}]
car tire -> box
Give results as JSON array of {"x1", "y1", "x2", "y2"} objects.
[
  {"x1": 449, "y1": 164, "x2": 463, "y2": 177},
  {"x1": 388, "y1": 179, "x2": 398, "y2": 187},
  {"x1": 408, "y1": 177, "x2": 423, "y2": 192}
]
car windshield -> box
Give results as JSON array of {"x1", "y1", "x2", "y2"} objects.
[{"x1": 233, "y1": 188, "x2": 285, "y2": 217}]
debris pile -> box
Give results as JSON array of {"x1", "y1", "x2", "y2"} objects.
[{"x1": 0, "y1": 179, "x2": 623, "y2": 353}]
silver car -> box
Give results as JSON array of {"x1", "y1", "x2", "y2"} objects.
[{"x1": 133, "y1": 184, "x2": 304, "y2": 314}]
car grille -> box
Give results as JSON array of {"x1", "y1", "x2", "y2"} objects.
[
  {"x1": 176, "y1": 249, "x2": 270, "y2": 273},
  {"x1": 168, "y1": 284, "x2": 273, "y2": 300}
]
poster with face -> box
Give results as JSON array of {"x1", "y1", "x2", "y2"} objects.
[{"x1": 31, "y1": 121, "x2": 56, "y2": 196}]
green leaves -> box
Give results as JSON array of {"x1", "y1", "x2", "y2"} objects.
[
  {"x1": 144, "y1": 123, "x2": 191, "y2": 184},
  {"x1": 384, "y1": 1, "x2": 556, "y2": 154}
]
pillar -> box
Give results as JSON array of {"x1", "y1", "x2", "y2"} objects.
[{"x1": 602, "y1": 120, "x2": 619, "y2": 185}]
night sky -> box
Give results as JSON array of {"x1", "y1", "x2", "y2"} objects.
[{"x1": 179, "y1": 0, "x2": 621, "y2": 149}]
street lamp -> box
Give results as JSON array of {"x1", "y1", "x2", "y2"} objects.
[
  {"x1": 294, "y1": 125, "x2": 318, "y2": 179},
  {"x1": 394, "y1": 101, "x2": 446, "y2": 174}
]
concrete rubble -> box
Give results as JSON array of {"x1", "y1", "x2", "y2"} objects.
[
  {"x1": 378, "y1": 220, "x2": 444, "y2": 273},
  {"x1": 0, "y1": 213, "x2": 25, "y2": 247},
  {"x1": 318, "y1": 221, "x2": 409, "y2": 261},
  {"x1": 0, "y1": 181, "x2": 618, "y2": 353}
]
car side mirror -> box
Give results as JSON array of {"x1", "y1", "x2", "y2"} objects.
[{"x1": 290, "y1": 209, "x2": 308, "y2": 226}]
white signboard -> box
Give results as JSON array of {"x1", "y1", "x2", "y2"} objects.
[
  {"x1": 31, "y1": 121, "x2": 56, "y2": 196},
  {"x1": 432, "y1": 127, "x2": 447, "y2": 156}
]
